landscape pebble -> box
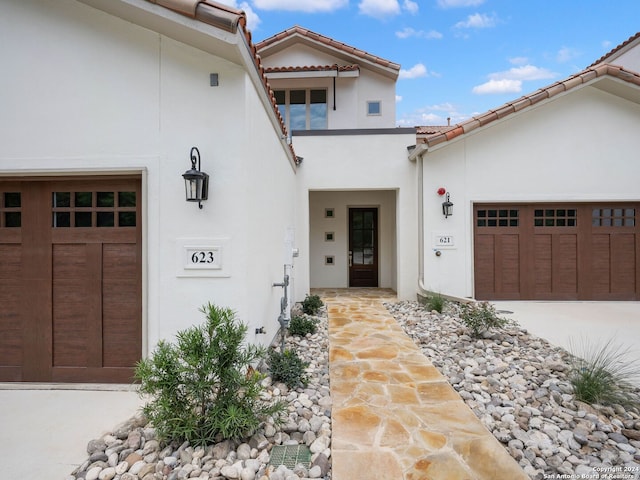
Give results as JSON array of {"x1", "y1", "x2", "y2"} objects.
[
  {"x1": 67, "y1": 306, "x2": 332, "y2": 480},
  {"x1": 69, "y1": 298, "x2": 640, "y2": 480},
  {"x1": 386, "y1": 300, "x2": 640, "y2": 479}
]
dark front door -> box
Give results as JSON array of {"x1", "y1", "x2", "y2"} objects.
[{"x1": 349, "y1": 207, "x2": 378, "y2": 287}]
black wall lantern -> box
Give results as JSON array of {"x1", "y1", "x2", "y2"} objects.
[
  {"x1": 182, "y1": 147, "x2": 209, "y2": 209},
  {"x1": 442, "y1": 192, "x2": 453, "y2": 218}
]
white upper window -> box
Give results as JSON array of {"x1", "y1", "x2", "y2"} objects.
[
  {"x1": 274, "y1": 89, "x2": 327, "y2": 131},
  {"x1": 367, "y1": 101, "x2": 381, "y2": 116}
]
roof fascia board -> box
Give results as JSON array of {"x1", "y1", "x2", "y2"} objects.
[
  {"x1": 78, "y1": 0, "x2": 242, "y2": 63},
  {"x1": 265, "y1": 70, "x2": 359, "y2": 79},
  {"x1": 259, "y1": 34, "x2": 399, "y2": 80},
  {"x1": 420, "y1": 67, "x2": 640, "y2": 151}
]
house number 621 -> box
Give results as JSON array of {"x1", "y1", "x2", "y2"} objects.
[{"x1": 191, "y1": 251, "x2": 215, "y2": 264}]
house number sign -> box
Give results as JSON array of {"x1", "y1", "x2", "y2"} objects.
[
  {"x1": 434, "y1": 235, "x2": 455, "y2": 248},
  {"x1": 184, "y1": 246, "x2": 222, "y2": 270}
]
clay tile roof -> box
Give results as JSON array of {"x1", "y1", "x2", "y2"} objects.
[
  {"x1": 256, "y1": 25, "x2": 400, "y2": 74},
  {"x1": 419, "y1": 64, "x2": 640, "y2": 148},
  {"x1": 144, "y1": 0, "x2": 298, "y2": 164},
  {"x1": 589, "y1": 31, "x2": 640, "y2": 67}
]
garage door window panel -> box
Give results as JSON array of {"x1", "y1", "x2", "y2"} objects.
[
  {"x1": 476, "y1": 209, "x2": 519, "y2": 227},
  {"x1": 52, "y1": 190, "x2": 136, "y2": 228},
  {"x1": 534, "y1": 209, "x2": 576, "y2": 227},
  {"x1": 2, "y1": 192, "x2": 21, "y2": 228},
  {"x1": 592, "y1": 208, "x2": 635, "y2": 227}
]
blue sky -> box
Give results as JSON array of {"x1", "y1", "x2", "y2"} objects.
[{"x1": 219, "y1": 0, "x2": 640, "y2": 127}]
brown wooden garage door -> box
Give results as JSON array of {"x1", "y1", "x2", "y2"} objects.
[
  {"x1": 0, "y1": 176, "x2": 141, "y2": 383},
  {"x1": 474, "y1": 203, "x2": 640, "y2": 300}
]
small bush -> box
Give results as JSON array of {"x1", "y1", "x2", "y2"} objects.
[
  {"x1": 568, "y1": 337, "x2": 640, "y2": 408},
  {"x1": 288, "y1": 315, "x2": 318, "y2": 336},
  {"x1": 302, "y1": 294, "x2": 323, "y2": 315},
  {"x1": 267, "y1": 349, "x2": 309, "y2": 388},
  {"x1": 424, "y1": 293, "x2": 446, "y2": 313},
  {"x1": 135, "y1": 303, "x2": 284, "y2": 445},
  {"x1": 459, "y1": 301, "x2": 510, "y2": 338}
]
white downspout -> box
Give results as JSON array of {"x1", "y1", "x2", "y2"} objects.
[{"x1": 411, "y1": 145, "x2": 474, "y2": 304}]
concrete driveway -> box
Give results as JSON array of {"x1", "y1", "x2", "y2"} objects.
[
  {"x1": 493, "y1": 301, "x2": 640, "y2": 377},
  {"x1": 0, "y1": 384, "x2": 143, "y2": 480}
]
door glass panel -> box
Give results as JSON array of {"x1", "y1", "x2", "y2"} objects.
[
  {"x1": 97, "y1": 212, "x2": 114, "y2": 227},
  {"x1": 75, "y1": 192, "x2": 92, "y2": 207},
  {"x1": 363, "y1": 248, "x2": 373, "y2": 264},
  {"x1": 53, "y1": 192, "x2": 70, "y2": 207},
  {"x1": 352, "y1": 211, "x2": 363, "y2": 228},
  {"x1": 75, "y1": 212, "x2": 92, "y2": 227},
  {"x1": 363, "y1": 212, "x2": 374, "y2": 229},
  {"x1": 353, "y1": 249, "x2": 363, "y2": 264},
  {"x1": 353, "y1": 229, "x2": 363, "y2": 247},
  {"x1": 118, "y1": 191, "x2": 136, "y2": 207},
  {"x1": 97, "y1": 192, "x2": 114, "y2": 207}
]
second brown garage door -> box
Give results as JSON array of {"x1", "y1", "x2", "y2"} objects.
[
  {"x1": 0, "y1": 176, "x2": 142, "y2": 383},
  {"x1": 474, "y1": 203, "x2": 640, "y2": 300}
]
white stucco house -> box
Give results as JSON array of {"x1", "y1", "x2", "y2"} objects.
[
  {"x1": 0, "y1": 0, "x2": 298, "y2": 383},
  {"x1": 411, "y1": 34, "x2": 640, "y2": 302},
  {"x1": 0, "y1": 0, "x2": 638, "y2": 384}
]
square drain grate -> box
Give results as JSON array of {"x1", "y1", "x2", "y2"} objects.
[{"x1": 268, "y1": 444, "x2": 311, "y2": 469}]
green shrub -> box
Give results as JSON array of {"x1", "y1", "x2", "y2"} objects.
[
  {"x1": 267, "y1": 349, "x2": 309, "y2": 388},
  {"x1": 568, "y1": 337, "x2": 640, "y2": 408},
  {"x1": 301, "y1": 294, "x2": 324, "y2": 315},
  {"x1": 424, "y1": 293, "x2": 446, "y2": 313},
  {"x1": 135, "y1": 303, "x2": 284, "y2": 445},
  {"x1": 288, "y1": 315, "x2": 318, "y2": 336},
  {"x1": 459, "y1": 301, "x2": 510, "y2": 338}
]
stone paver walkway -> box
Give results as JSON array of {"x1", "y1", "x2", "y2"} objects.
[{"x1": 314, "y1": 288, "x2": 528, "y2": 480}]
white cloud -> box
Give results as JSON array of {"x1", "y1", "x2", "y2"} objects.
[
  {"x1": 358, "y1": 0, "x2": 401, "y2": 19},
  {"x1": 399, "y1": 63, "x2": 428, "y2": 79},
  {"x1": 455, "y1": 12, "x2": 497, "y2": 29},
  {"x1": 403, "y1": 0, "x2": 419, "y2": 14},
  {"x1": 396, "y1": 95, "x2": 403, "y2": 102},
  {"x1": 509, "y1": 56, "x2": 528, "y2": 66},
  {"x1": 601, "y1": 40, "x2": 612, "y2": 49},
  {"x1": 438, "y1": 0, "x2": 485, "y2": 8},
  {"x1": 396, "y1": 102, "x2": 470, "y2": 127},
  {"x1": 396, "y1": 27, "x2": 442, "y2": 39},
  {"x1": 556, "y1": 46, "x2": 580, "y2": 63},
  {"x1": 252, "y1": 0, "x2": 348, "y2": 12},
  {"x1": 472, "y1": 79, "x2": 522, "y2": 94},
  {"x1": 488, "y1": 65, "x2": 556, "y2": 82}
]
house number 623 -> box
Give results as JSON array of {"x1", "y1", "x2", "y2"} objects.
[{"x1": 191, "y1": 251, "x2": 215, "y2": 264}]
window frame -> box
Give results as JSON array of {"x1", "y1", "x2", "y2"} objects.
[
  {"x1": 367, "y1": 100, "x2": 382, "y2": 116},
  {"x1": 274, "y1": 88, "x2": 328, "y2": 131}
]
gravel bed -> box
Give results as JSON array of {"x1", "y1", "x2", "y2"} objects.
[
  {"x1": 387, "y1": 300, "x2": 640, "y2": 480},
  {"x1": 67, "y1": 306, "x2": 332, "y2": 480}
]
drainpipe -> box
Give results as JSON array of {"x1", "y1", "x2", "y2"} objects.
[
  {"x1": 333, "y1": 64, "x2": 338, "y2": 111},
  {"x1": 410, "y1": 145, "x2": 475, "y2": 304}
]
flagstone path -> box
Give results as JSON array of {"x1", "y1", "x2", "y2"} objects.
[{"x1": 315, "y1": 288, "x2": 529, "y2": 480}]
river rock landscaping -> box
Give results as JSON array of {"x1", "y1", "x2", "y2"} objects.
[
  {"x1": 387, "y1": 300, "x2": 640, "y2": 479},
  {"x1": 68, "y1": 297, "x2": 640, "y2": 480},
  {"x1": 67, "y1": 306, "x2": 332, "y2": 480}
]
